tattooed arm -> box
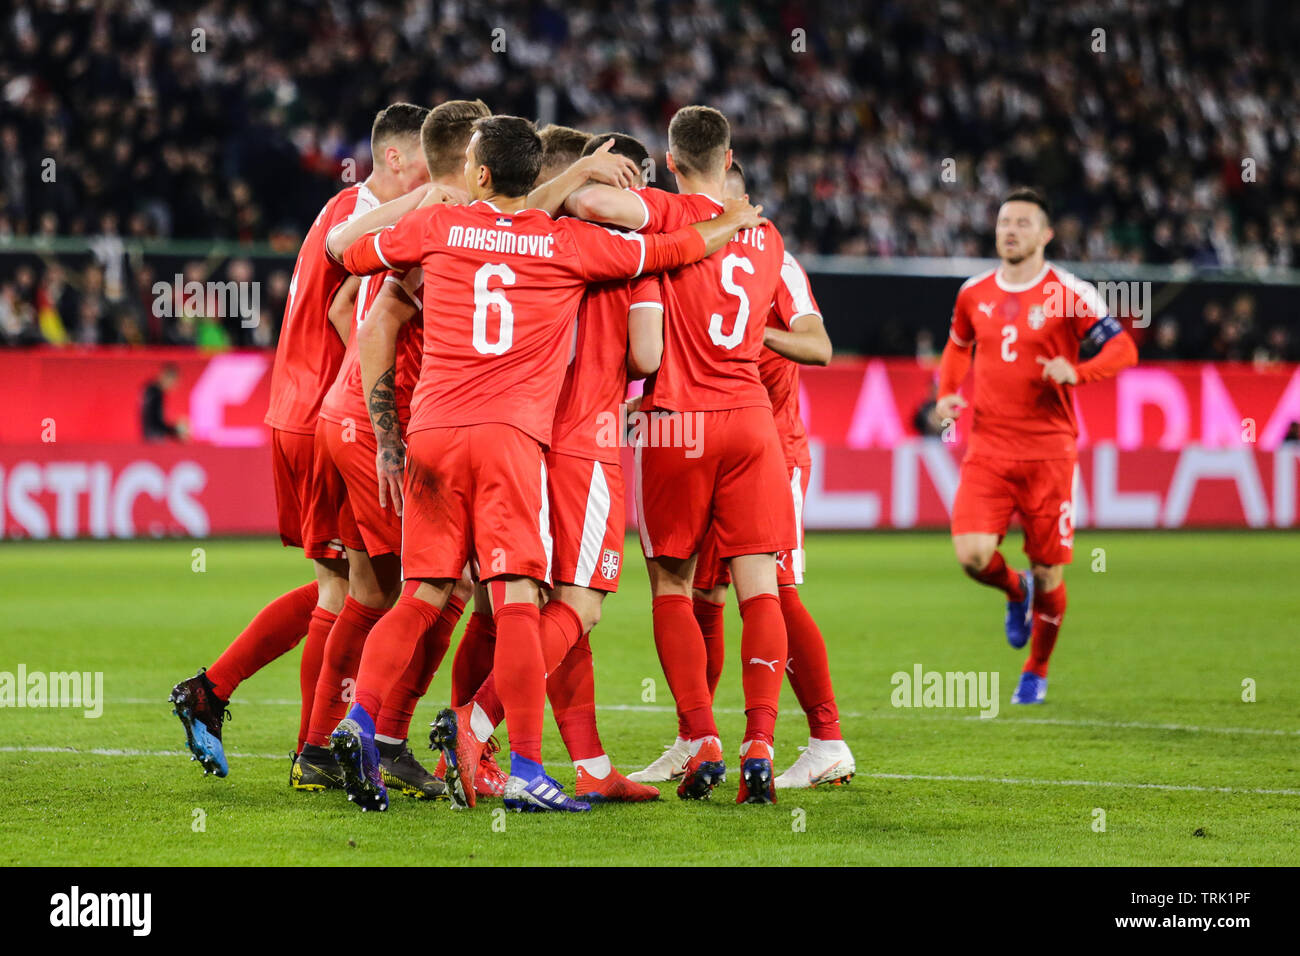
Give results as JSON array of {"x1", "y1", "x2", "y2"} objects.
[{"x1": 359, "y1": 280, "x2": 419, "y2": 514}]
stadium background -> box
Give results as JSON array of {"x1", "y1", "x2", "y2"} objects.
[{"x1": 2, "y1": 0, "x2": 1300, "y2": 538}]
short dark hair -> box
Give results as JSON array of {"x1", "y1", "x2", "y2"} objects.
[
  {"x1": 422, "y1": 99, "x2": 491, "y2": 178},
  {"x1": 668, "y1": 105, "x2": 730, "y2": 178},
  {"x1": 471, "y1": 116, "x2": 543, "y2": 198},
  {"x1": 538, "y1": 124, "x2": 594, "y2": 181},
  {"x1": 726, "y1": 158, "x2": 746, "y2": 190},
  {"x1": 581, "y1": 132, "x2": 651, "y2": 184},
  {"x1": 371, "y1": 103, "x2": 429, "y2": 160},
  {"x1": 1001, "y1": 187, "x2": 1051, "y2": 222}
]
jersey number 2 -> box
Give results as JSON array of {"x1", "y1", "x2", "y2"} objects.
[
  {"x1": 473, "y1": 263, "x2": 516, "y2": 355},
  {"x1": 1000, "y1": 324, "x2": 1018, "y2": 362},
  {"x1": 709, "y1": 254, "x2": 755, "y2": 350}
]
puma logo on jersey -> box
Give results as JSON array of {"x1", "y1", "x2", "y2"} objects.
[
  {"x1": 747, "y1": 658, "x2": 780, "y2": 672},
  {"x1": 1037, "y1": 613, "x2": 1062, "y2": 626},
  {"x1": 977, "y1": 301, "x2": 995, "y2": 317}
]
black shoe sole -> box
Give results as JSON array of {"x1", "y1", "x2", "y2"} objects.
[
  {"x1": 676, "y1": 760, "x2": 726, "y2": 800},
  {"x1": 329, "y1": 726, "x2": 386, "y2": 812},
  {"x1": 169, "y1": 685, "x2": 224, "y2": 777},
  {"x1": 429, "y1": 709, "x2": 470, "y2": 809}
]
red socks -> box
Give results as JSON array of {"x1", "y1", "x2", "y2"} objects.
[
  {"x1": 738, "y1": 593, "x2": 787, "y2": 746},
  {"x1": 1025, "y1": 582, "x2": 1066, "y2": 677},
  {"x1": 493, "y1": 602, "x2": 545, "y2": 762},
  {"x1": 546, "y1": 632, "x2": 604, "y2": 762},
  {"x1": 207, "y1": 582, "x2": 319, "y2": 700},
  {"x1": 296, "y1": 606, "x2": 336, "y2": 752},
  {"x1": 779, "y1": 587, "x2": 841, "y2": 740},
  {"x1": 652, "y1": 594, "x2": 717, "y2": 740},
  {"x1": 693, "y1": 597, "x2": 726, "y2": 701},
  {"x1": 352, "y1": 589, "x2": 442, "y2": 718},
  {"x1": 539, "y1": 601, "x2": 584, "y2": 672},
  {"x1": 966, "y1": 551, "x2": 1025, "y2": 601},
  {"x1": 376, "y1": 596, "x2": 466, "y2": 740},
  {"x1": 451, "y1": 611, "x2": 497, "y2": 706},
  {"x1": 304, "y1": 596, "x2": 387, "y2": 748}
]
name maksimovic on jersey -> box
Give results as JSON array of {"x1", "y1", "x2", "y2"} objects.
[{"x1": 446, "y1": 225, "x2": 557, "y2": 257}]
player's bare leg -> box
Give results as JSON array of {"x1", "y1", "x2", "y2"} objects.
[
  {"x1": 543, "y1": 584, "x2": 658, "y2": 802},
  {"x1": 728, "y1": 553, "x2": 787, "y2": 804},
  {"x1": 953, "y1": 532, "x2": 1033, "y2": 649},
  {"x1": 1013, "y1": 562, "x2": 1065, "y2": 704}
]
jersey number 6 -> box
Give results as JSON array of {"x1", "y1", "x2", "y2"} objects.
[{"x1": 473, "y1": 262, "x2": 516, "y2": 355}]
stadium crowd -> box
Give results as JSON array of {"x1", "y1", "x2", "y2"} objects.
[{"x1": 2, "y1": 0, "x2": 1299, "y2": 355}]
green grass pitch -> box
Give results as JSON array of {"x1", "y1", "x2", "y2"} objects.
[{"x1": 1, "y1": 531, "x2": 1297, "y2": 866}]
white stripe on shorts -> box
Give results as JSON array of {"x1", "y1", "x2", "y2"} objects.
[
  {"x1": 574, "y1": 461, "x2": 612, "y2": 587},
  {"x1": 790, "y1": 465, "x2": 805, "y2": 584},
  {"x1": 634, "y1": 441, "x2": 653, "y2": 558},
  {"x1": 538, "y1": 458, "x2": 554, "y2": 584}
]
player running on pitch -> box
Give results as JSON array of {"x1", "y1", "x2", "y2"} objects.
[{"x1": 936, "y1": 188, "x2": 1137, "y2": 704}]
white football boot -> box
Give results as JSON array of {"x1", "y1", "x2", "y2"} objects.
[
  {"x1": 773, "y1": 738, "x2": 856, "y2": 789},
  {"x1": 626, "y1": 737, "x2": 691, "y2": 783}
]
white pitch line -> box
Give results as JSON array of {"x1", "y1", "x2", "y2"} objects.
[
  {"x1": 120, "y1": 698, "x2": 1300, "y2": 738},
  {"x1": 867, "y1": 772, "x2": 1300, "y2": 797},
  {"x1": 3, "y1": 746, "x2": 1298, "y2": 796}
]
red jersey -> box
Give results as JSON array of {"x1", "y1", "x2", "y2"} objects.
[
  {"x1": 318, "y1": 268, "x2": 425, "y2": 433},
  {"x1": 550, "y1": 273, "x2": 662, "y2": 463},
  {"x1": 342, "y1": 200, "x2": 706, "y2": 446},
  {"x1": 758, "y1": 251, "x2": 822, "y2": 468},
  {"x1": 634, "y1": 187, "x2": 790, "y2": 413},
  {"x1": 949, "y1": 262, "x2": 1108, "y2": 460},
  {"x1": 266, "y1": 183, "x2": 379, "y2": 433}
]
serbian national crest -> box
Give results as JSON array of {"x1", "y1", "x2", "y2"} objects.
[
  {"x1": 600, "y1": 549, "x2": 620, "y2": 579},
  {"x1": 1027, "y1": 304, "x2": 1046, "y2": 330}
]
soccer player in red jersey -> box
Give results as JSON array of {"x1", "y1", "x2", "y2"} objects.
[
  {"x1": 429, "y1": 130, "x2": 662, "y2": 804},
  {"x1": 563, "y1": 107, "x2": 799, "y2": 804},
  {"x1": 168, "y1": 104, "x2": 432, "y2": 778},
  {"x1": 287, "y1": 100, "x2": 492, "y2": 796},
  {"x1": 329, "y1": 115, "x2": 762, "y2": 812},
  {"x1": 936, "y1": 188, "x2": 1138, "y2": 704},
  {"x1": 632, "y1": 161, "x2": 856, "y2": 790}
]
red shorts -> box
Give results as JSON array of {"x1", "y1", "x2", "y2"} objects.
[
  {"x1": 321, "y1": 418, "x2": 402, "y2": 557},
  {"x1": 950, "y1": 454, "x2": 1076, "y2": 566},
  {"x1": 546, "y1": 451, "x2": 624, "y2": 592},
  {"x1": 270, "y1": 427, "x2": 343, "y2": 559},
  {"x1": 401, "y1": 423, "x2": 552, "y2": 584},
  {"x1": 636, "y1": 406, "x2": 795, "y2": 562},
  {"x1": 694, "y1": 460, "x2": 810, "y2": 590}
]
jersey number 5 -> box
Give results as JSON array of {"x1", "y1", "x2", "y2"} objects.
[
  {"x1": 1000, "y1": 324, "x2": 1018, "y2": 362},
  {"x1": 473, "y1": 263, "x2": 516, "y2": 355},
  {"x1": 709, "y1": 254, "x2": 755, "y2": 350}
]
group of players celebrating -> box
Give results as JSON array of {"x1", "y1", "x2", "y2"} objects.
[{"x1": 168, "y1": 97, "x2": 1135, "y2": 815}]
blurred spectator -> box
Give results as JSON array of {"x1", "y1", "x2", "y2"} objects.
[
  {"x1": 1146, "y1": 318, "x2": 1184, "y2": 362},
  {"x1": 141, "y1": 362, "x2": 185, "y2": 441}
]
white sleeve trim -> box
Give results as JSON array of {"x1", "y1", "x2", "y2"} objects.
[
  {"x1": 382, "y1": 275, "x2": 421, "y2": 307},
  {"x1": 373, "y1": 233, "x2": 395, "y2": 270},
  {"x1": 632, "y1": 190, "x2": 651, "y2": 232},
  {"x1": 628, "y1": 300, "x2": 663, "y2": 310},
  {"x1": 949, "y1": 328, "x2": 972, "y2": 347}
]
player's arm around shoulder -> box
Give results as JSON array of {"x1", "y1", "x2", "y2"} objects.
[
  {"x1": 340, "y1": 204, "x2": 440, "y2": 277},
  {"x1": 358, "y1": 279, "x2": 419, "y2": 515}
]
